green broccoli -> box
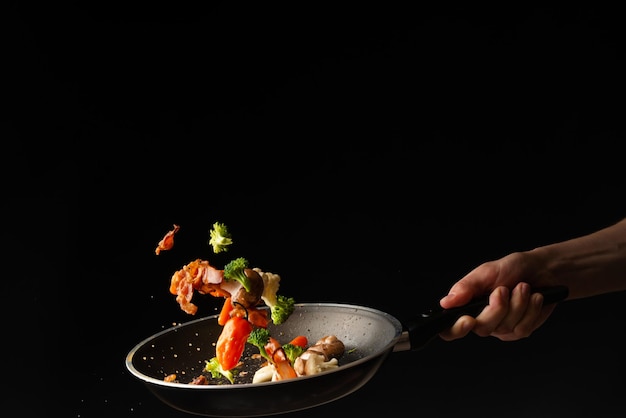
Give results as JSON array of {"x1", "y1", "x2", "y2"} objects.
[
  {"x1": 246, "y1": 327, "x2": 271, "y2": 362},
  {"x1": 223, "y1": 257, "x2": 253, "y2": 292},
  {"x1": 208, "y1": 222, "x2": 233, "y2": 253},
  {"x1": 204, "y1": 357, "x2": 235, "y2": 384},
  {"x1": 270, "y1": 294, "x2": 295, "y2": 325},
  {"x1": 258, "y1": 270, "x2": 296, "y2": 325},
  {"x1": 281, "y1": 343, "x2": 305, "y2": 365}
]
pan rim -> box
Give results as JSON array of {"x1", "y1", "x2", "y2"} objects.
[{"x1": 125, "y1": 302, "x2": 403, "y2": 390}]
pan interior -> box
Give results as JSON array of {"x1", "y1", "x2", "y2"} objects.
[{"x1": 126, "y1": 303, "x2": 403, "y2": 387}]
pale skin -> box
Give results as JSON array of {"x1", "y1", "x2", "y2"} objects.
[{"x1": 439, "y1": 217, "x2": 626, "y2": 342}]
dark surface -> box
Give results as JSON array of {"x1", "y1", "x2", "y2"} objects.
[{"x1": 7, "y1": 3, "x2": 626, "y2": 417}]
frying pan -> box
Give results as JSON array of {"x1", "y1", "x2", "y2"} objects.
[{"x1": 125, "y1": 286, "x2": 568, "y2": 417}]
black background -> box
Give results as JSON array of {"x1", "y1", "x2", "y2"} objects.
[{"x1": 7, "y1": 3, "x2": 626, "y2": 417}]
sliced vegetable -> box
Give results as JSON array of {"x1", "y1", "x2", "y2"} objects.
[
  {"x1": 272, "y1": 347, "x2": 298, "y2": 380},
  {"x1": 218, "y1": 297, "x2": 234, "y2": 326},
  {"x1": 265, "y1": 337, "x2": 298, "y2": 380},
  {"x1": 288, "y1": 335, "x2": 308, "y2": 348},
  {"x1": 216, "y1": 316, "x2": 253, "y2": 371}
]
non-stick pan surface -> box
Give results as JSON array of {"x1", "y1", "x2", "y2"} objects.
[
  {"x1": 126, "y1": 303, "x2": 403, "y2": 417},
  {"x1": 126, "y1": 287, "x2": 568, "y2": 417}
]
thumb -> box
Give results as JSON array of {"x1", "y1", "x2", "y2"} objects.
[{"x1": 439, "y1": 280, "x2": 482, "y2": 309}]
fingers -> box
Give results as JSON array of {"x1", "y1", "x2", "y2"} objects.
[
  {"x1": 440, "y1": 261, "x2": 502, "y2": 310},
  {"x1": 493, "y1": 282, "x2": 531, "y2": 334},
  {"x1": 439, "y1": 315, "x2": 476, "y2": 341},
  {"x1": 473, "y1": 286, "x2": 510, "y2": 337},
  {"x1": 440, "y1": 284, "x2": 552, "y2": 342},
  {"x1": 483, "y1": 287, "x2": 548, "y2": 341},
  {"x1": 439, "y1": 286, "x2": 511, "y2": 341},
  {"x1": 440, "y1": 277, "x2": 486, "y2": 309},
  {"x1": 509, "y1": 293, "x2": 544, "y2": 335},
  {"x1": 492, "y1": 292, "x2": 545, "y2": 341}
]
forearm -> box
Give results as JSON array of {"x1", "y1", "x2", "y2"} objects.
[{"x1": 529, "y1": 217, "x2": 626, "y2": 300}]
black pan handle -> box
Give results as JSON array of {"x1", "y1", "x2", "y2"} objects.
[{"x1": 403, "y1": 285, "x2": 569, "y2": 351}]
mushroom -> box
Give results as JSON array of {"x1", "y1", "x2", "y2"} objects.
[
  {"x1": 306, "y1": 335, "x2": 345, "y2": 361},
  {"x1": 293, "y1": 335, "x2": 345, "y2": 376},
  {"x1": 229, "y1": 268, "x2": 265, "y2": 308}
]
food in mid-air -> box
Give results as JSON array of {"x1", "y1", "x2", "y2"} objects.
[
  {"x1": 155, "y1": 224, "x2": 179, "y2": 255},
  {"x1": 155, "y1": 221, "x2": 345, "y2": 384}
]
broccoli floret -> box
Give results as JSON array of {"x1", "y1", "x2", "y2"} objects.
[
  {"x1": 270, "y1": 295, "x2": 296, "y2": 324},
  {"x1": 204, "y1": 357, "x2": 235, "y2": 384},
  {"x1": 257, "y1": 270, "x2": 295, "y2": 325},
  {"x1": 247, "y1": 327, "x2": 271, "y2": 362},
  {"x1": 208, "y1": 222, "x2": 233, "y2": 253},
  {"x1": 270, "y1": 294, "x2": 295, "y2": 325},
  {"x1": 281, "y1": 343, "x2": 305, "y2": 365},
  {"x1": 223, "y1": 257, "x2": 253, "y2": 292}
]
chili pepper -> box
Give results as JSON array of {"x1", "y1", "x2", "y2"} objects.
[{"x1": 215, "y1": 315, "x2": 253, "y2": 371}]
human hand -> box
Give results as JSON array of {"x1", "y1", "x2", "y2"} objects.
[{"x1": 438, "y1": 252, "x2": 557, "y2": 342}]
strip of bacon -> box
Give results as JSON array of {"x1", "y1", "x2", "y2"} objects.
[
  {"x1": 155, "y1": 224, "x2": 180, "y2": 255},
  {"x1": 170, "y1": 259, "x2": 226, "y2": 314}
]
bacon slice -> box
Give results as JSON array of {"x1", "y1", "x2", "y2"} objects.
[
  {"x1": 155, "y1": 224, "x2": 180, "y2": 255},
  {"x1": 170, "y1": 259, "x2": 226, "y2": 314}
]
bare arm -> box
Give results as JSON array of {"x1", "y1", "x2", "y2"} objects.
[
  {"x1": 529, "y1": 217, "x2": 626, "y2": 300},
  {"x1": 438, "y1": 217, "x2": 626, "y2": 341}
]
